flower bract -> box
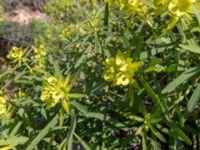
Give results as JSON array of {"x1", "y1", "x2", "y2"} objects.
[
  {"x1": 7, "y1": 46, "x2": 26, "y2": 67},
  {"x1": 41, "y1": 75, "x2": 85, "y2": 113},
  {"x1": 103, "y1": 51, "x2": 143, "y2": 86}
]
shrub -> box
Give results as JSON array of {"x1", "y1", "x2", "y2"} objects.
[{"x1": 0, "y1": 0, "x2": 200, "y2": 149}]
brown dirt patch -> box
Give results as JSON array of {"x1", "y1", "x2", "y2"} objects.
[{"x1": 4, "y1": 6, "x2": 48, "y2": 25}]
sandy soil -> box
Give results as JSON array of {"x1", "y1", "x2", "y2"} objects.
[{"x1": 4, "y1": 6, "x2": 48, "y2": 25}]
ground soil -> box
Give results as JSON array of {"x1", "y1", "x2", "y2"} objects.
[{"x1": 4, "y1": 5, "x2": 48, "y2": 25}]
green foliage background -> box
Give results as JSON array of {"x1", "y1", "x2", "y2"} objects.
[{"x1": 0, "y1": 0, "x2": 200, "y2": 149}]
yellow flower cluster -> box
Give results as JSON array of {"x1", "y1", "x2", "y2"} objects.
[
  {"x1": 0, "y1": 96, "x2": 7, "y2": 117},
  {"x1": 168, "y1": 0, "x2": 197, "y2": 17},
  {"x1": 153, "y1": 0, "x2": 198, "y2": 17},
  {"x1": 120, "y1": 0, "x2": 147, "y2": 14},
  {"x1": 31, "y1": 44, "x2": 47, "y2": 69},
  {"x1": 152, "y1": 0, "x2": 199, "y2": 29},
  {"x1": 103, "y1": 51, "x2": 143, "y2": 86},
  {"x1": 153, "y1": 0, "x2": 170, "y2": 15},
  {"x1": 109, "y1": 0, "x2": 198, "y2": 21},
  {"x1": 59, "y1": 28, "x2": 69, "y2": 40},
  {"x1": 0, "y1": 94, "x2": 11, "y2": 121},
  {"x1": 7, "y1": 46, "x2": 26, "y2": 67},
  {"x1": 59, "y1": 24, "x2": 86, "y2": 40},
  {"x1": 41, "y1": 75, "x2": 78, "y2": 113},
  {"x1": 108, "y1": 0, "x2": 147, "y2": 14}
]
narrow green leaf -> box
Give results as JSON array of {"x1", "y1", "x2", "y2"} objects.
[
  {"x1": 176, "y1": 106, "x2": 185, "y2": 127},
  {"x1": 179, "y1": 44, "x2": 200, "y2": 54},
  {"x1": 51, "y1": 58, "x2": 62, "y2": 78},
  {"x1": 9, "y1": 121, "x2": 22, "y2": 137},
  {"x1": 67, "y1": 110, "x2": 77, "y2": 150},
  {"x1": 71, "y1": 101, "x2": 88, "y2": 116},
  {"x1": 162, "y1": 66, "x2": 200, "y2": 93},
  {"x1": 57, "y1": 138, "x2": 67, "y2": 150},
  {"x1": 104, "y1": 2, "x2": 109, "y2": 26},
  {"x1": 0, "y1": 136, "x2": 28, "y2": 146},
  {"x1": 91, "y1": 81, "x2": 107, "y2": 94},
  {"x1": 47, "y1": 134, "x2": 55, "y2": 150},
  {"x1": 128, "y1": 85, "x2": 134, "y2": 107},
  {"x1": 64, "y1": 74, "x2": 71, "y2": 86},
  {"x1": 121, "y1": 31, "x2": 130, "y2": 50},
  {"x1": 27, "y1": 114, "x2": 59, "y2": 150},
  {"x1": 193, "y1": 5, "x2": 200, "y2": 25},
  {"x1": 187, "y1": 83, "x2": 200, "y2": 112},
  {"x1": 135, "y1": 125, "x2": 144, "y2": 135},
  {"x1": 0, "y1": 71, "x2": 10, "y2": 80},
  {"x1": 140, "y1": 47, "x2": 166, "y2": 59},
  {"x1": 126, "y1": 114, "x2": 144, "y2": 122},
  {"x1": 149, "y1": 124, "x2": 167, "y2": 143},
  {"x1": 74, "y1": 54, "x2": 86, "y2": 68},
  {"x1": 140, "y1": 77, "x2": 160, "y2": 105},
  {"x1": 172, "y1": 127, "x2": 192, "y2": 145},
  {"x1": 74, "y1": 133, "x2": 91, "y2": 150},
  {"x1": 149, "y1": 118, "x2": 162, "y2": 124},
  {"x1": 14, "y1": 80, "x2": 33, "y2": 85},
  {"x1": 87, "y1": 112, "x2": 127, "y2": 130},
  {"x1": 94, "y1": 32, "x2": 100, "y2": 52},
  {"x1": 144, "y1": 0, "x2": 156, "y2": 8},
  {"x1": 0, "y1": 65, "x2": 18, "y2": 80},
  {"x1": 142, "y1": 131, "x2": 147, "y2": 150},
  {"x1": 151, "y1": 134, "x2": 160, "y2": 150},
  {"x1": 62, "y1": 99, "x2": 70, "y2": 113},
  {"x1": 68, "y1": 93, "x2": 86, "y2": 99}
]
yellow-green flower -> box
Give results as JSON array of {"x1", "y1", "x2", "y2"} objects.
[
  {"x1": 12, "y1": 90, "x2": 27, "y2": 102},
  {"x1": 41, "y1": 76, "x2": 68, "y2": 108},
  {"x1": 168, "y1": 0, "x2": 197, "y2": 17},
  {"x1": 59, "y1": 28, "x2": 68, "y2": 40},
  {"x1": 153, "y1": 0, "x2": 170, "y2": 15},
  {"x1": 103, "y1": 51, "x2": 143, "y2": 86},
  {"x1": 128, "y1": 0, "x2": 142, "y2": 9},
  {"x1": 7, "y1": 46, "x2": 26, "y2": 67},
  {"x1": 59, "y1": 24, "x2": 86, "y2": 40},
  {"x1": 126, "y1": 0, "x2": 147, "y2": 13},
  {"x1": 31, "y1": 44, "x2": 47, "y2": 69},
  {"x1": 108, "y1": 0, "x2": 148, "y2": 14},
  {"x1": 33, "y1": 44, "x2": 47, "y2": 58},
  {"x1": 152, "y1": 0, "x2": 200, "y2": 30},
  {"x1": 0, "y1": 96, "x2": 7, "y2": 116},
  {"x1": 0, "y1": 94, "x2": 11, "y2": 121},
  {"x1": 40, "y1": 75, "x2": 85, "y2": 113},
  {"x1": 153, "y1": 0, "x2": 199, "y2": 17}
]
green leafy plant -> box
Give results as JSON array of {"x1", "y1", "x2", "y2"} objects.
[{"x1": 0, "y1": 0, "x2": 200, "y2": 149}]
